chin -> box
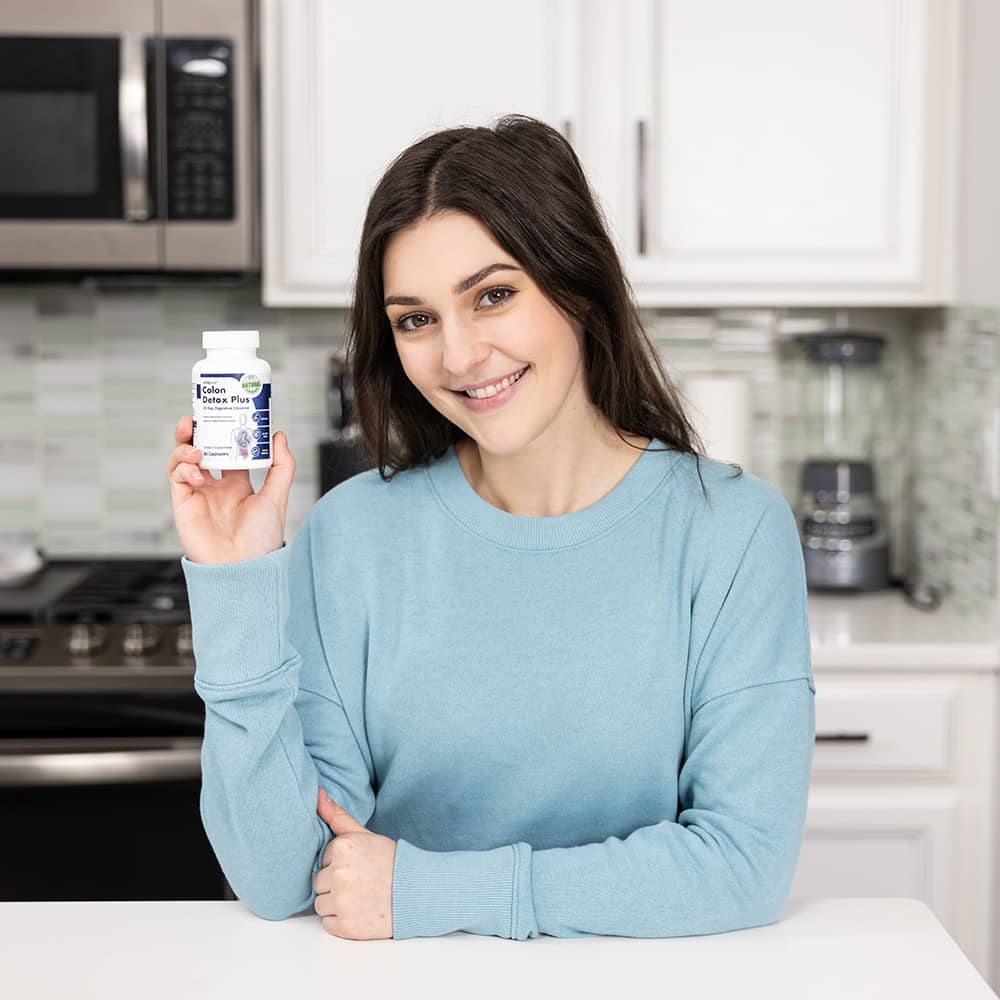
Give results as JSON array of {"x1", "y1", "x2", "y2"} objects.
[{"x1": 464, "y1": 426, "x2": 542, "y2": 459}]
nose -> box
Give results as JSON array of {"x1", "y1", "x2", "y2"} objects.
[{"x1": 439, "y1": 316, "x2": 491, "y2": 383}]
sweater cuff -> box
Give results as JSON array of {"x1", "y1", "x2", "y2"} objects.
[
  {"x1": 391, "y1": 837, "x2": 537, "y2": 940},
  {"x1": 180, "y1": 543, "x2": 290, "y2": 687}
]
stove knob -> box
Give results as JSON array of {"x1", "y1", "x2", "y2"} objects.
[
  {"x1": 68, "y1": 622, "x2": 107, "y2": 657},
  {"x1": 176, "y1": 623, "x2": 194, "y2": 658},
  {"x1": 122, "y1": 622, "x2": 161, "y2": 657}
]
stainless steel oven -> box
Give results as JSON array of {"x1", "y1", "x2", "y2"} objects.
[
  {"x1": 0, "y1": 558, "x2": 231, "y2": 901},
  {"x1": 0, "y1": 691, "x2": 227, "y2": 901},
  {"x1": 0, "y1": 0, "x2": 257, "y2": 271}
]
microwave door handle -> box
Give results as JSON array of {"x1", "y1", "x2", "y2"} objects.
[{"x1": 119, "y1": 32, "x2": 151, "y2": 222}]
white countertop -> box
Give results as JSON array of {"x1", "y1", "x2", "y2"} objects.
[
  {"x1": 2, "y1": 898, "x2": 995, "y2": 999},
  {"x1": 807, "y1": 590, "x2": 1000, "y2": 670}
]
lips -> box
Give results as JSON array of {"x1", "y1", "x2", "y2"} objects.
[
  {"x1": 451, "y1": 366, "x2": 528, "y2": 395},
  {"x1": 453, "y1": 365, "x2": 529, "y2": 412}
]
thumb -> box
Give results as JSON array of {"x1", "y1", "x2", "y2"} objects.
[
  {"x1": 258, "y1": 431, "x2": 295, "y2": 507},
  {"x1": 316, "y1": 786, "x2": 365, "y2": 833}
]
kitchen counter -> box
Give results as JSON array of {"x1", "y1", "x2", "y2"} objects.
[
  {"x1": 807, "y1": 589, "x2": 1000, "y2": 670},
  {"x1": 2, "y1": 898, "x2": 996, "y2": 999}
]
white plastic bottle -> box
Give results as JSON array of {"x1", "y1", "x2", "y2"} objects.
[{"x1": 191, "y1": 330, "x2": 272, "y2": 470}]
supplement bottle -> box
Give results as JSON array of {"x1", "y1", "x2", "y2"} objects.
[{"x1": 191, "y1": 330, "x2": 272, "y2": 470}]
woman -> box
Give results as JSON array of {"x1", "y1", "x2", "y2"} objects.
[{"x1": 167, "y1": 114, "x2": 815, "y2": 942}]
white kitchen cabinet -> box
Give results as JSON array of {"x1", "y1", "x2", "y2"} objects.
[
  {"x1": 789, "y1": 670, "x2": 998, "y2": 987},
  {"x1": 578, "y1": 0, "x2": 958, "y2": 306},
  {"x1": 260, "y1": 0, "x2": 581, "y2": 306},
  {"x1": 263, "y1": 1, "x2": 958, "y2": 307}
]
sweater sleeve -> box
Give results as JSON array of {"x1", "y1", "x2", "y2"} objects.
[
  {"x1": 181, "y1": 510, "x2": 375, "y2": 920},
  {"x1": 390, "y1": 498, "x2": 815, "y2": 940}
]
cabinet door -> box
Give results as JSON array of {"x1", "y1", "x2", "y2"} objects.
[
  {"x1": 261, "y1": 0, "x2": 581, "y2": 305},
  {"x1": 800, "y1": 669, "x2": 997, "y2": 983},
  {"x1": 791, "y1": 794, "x2": 958, "y2": 921},
  {"x1": 790, "y1": 788, "x2": 992, "y2": 974},
  {"x1": 598, "y1": 0, "x2": 955, "y2": 305}
]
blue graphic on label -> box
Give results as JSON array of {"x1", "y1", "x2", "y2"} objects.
[{"x1": 192, "y1": 372, "x2": 271, "y2": 462}]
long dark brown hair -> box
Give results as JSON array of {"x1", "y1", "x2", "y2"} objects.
[{"x1": 344, "y1": 113, "x2": 741, "y2": 498}]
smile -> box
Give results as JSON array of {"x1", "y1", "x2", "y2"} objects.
[{"x1": 452, "y1": 366, "x2": 529, "y2": 412}]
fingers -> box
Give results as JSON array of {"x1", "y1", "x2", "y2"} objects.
[
  {"x1": 167, "y1": 415, "x2": 207, "y2": 499},
  {"x1": 166, "y1": 442, "x2": 204, "y2": 480},
  {"x1": 171, "y1": 459, "x2": 205, "y2": 489},
  {"x1": 174, "y1": 415, "x2": 194, "y2": 446},
  {"x1": 168, "y1": 419, "x2": 288, "y2": 495},
  {"x1": 168, "y1": 455, "x2": 205, "y2": 508},
  {"x1": 169, "y1": 415, "x2": 203, "y2": 481},
  {"x1": 257, "y1": 431, "x2": 295, "y2": 508}
]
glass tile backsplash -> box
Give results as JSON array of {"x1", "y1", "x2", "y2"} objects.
[{"x1": 0, "y1": 281, "x2": 995, "y2": 617}]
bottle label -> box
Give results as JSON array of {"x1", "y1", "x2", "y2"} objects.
[{"x1": 192, "y1": 372, "x2": 271, "y2": 463}]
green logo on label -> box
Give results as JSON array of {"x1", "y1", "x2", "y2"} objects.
[{"x1": 240, "y1": 374, "x2": 262, "y2": 397}]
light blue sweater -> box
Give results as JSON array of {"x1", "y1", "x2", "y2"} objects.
[{"x1": 180, "y1": 439, "x2": 815, "y2": 940}]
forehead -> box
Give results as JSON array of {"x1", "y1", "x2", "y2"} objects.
[{"x1": 382, "y1": 211, "x2": 513, "y2": 295}]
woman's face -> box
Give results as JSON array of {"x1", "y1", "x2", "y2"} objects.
[{"x1": 382, "y1": 210, "x2": 590, "y2": 458}]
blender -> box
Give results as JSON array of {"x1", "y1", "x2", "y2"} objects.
[{"x1": 792, "y1": 332, "x2": 891, "y2": 592}]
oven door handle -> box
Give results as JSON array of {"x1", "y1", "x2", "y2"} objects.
[
  {"x1": 120, "y1": 32, "x2": 152, "y2": 222},
  {"x1": 0, "y1": 740, "x2": 202, "y2": 787}
]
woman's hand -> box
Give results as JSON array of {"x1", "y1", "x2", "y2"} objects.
[
  {"x1": 314, "y1": 787, "x2": 397, "y2": 941},
  {"x1": 166, "y1": 415, "x2": 295, "y2": 565}
]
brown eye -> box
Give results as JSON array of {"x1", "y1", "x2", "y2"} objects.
[
  {"x1": 393, "y1": 286, "x2": 516, "y2": 334},
  {"x1": 478, "y1": 286, "x2": 516, "y2": 309},
  {"x1": 393, "y1": 312, "x2": 431, "y2": 334}
]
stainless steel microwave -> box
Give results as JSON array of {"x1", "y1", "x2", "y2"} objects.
[{"x1": 0, "y1": 0, "x2": 257, "y2": 271}]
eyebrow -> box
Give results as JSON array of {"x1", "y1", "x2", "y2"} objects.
[{"x1": 383, "y1": 263, "x2": 522, "y2": 308}]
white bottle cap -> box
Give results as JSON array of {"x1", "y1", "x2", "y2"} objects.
[{"x1": 203, "y1": 329, "x2": 260, "y2": 349}]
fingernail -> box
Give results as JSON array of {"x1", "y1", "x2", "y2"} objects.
[{"x1": 193, "y1": 470, "x2": 204, "y2": 481}]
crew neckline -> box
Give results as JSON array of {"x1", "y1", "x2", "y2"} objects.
[{"x1": 424, "y1": 438, "x2": 682, "y2": 550}]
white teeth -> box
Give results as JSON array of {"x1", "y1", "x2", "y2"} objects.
[{"x1": 464, "y1": 367, "x2": 526, "y2": 399}]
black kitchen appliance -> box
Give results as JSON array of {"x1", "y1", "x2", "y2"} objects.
[
  {"x1": 318, "y1": 353, "x2": 375, "y2": 497},
  {"x1": 0, "y1": 557, "x2": 231, "y2": 901},
  {"x1": 791, "y1": 332, "x2": 892, "y2": 592}
]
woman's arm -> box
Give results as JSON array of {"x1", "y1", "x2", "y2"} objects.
[
  {"x1": 389, "y1": 499, "x2": 816, "y2": 940},
  {"x1": 182, "y1": 509, "x2": 374, "y2": 920},
  {"x1": 392, "y1": 677, "x2": 814, "y2": 939}
]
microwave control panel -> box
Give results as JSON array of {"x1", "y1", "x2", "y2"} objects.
[{"x1": 165, "y1": 39, "x2": 235, "y2": 221}]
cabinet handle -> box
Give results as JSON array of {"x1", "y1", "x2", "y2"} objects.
[
  {"x1": 560, "y1": 119, "x2": 574, "y2": 146},
  {"x1": 636, "y1": 119, "x2": 647, "y2": 255},
  {"x1": 815, "y1": 732, "x2": 871, "y2": 742}
]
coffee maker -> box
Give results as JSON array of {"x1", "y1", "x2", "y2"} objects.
[{"x1": 792, "y1": 332, "x2": 891, "y2": 592}]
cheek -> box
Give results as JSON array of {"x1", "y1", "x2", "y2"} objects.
[
  {"x1": 394, "y1": 344, "x2": 421, "y2": 382},
  {"x1": 396, "y1": 345, "x2": 439, "y2": 392}
]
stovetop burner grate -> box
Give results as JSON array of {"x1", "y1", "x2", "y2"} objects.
[{"x1": 48, "y1": 560, "x2": 191, "y2": 624}]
